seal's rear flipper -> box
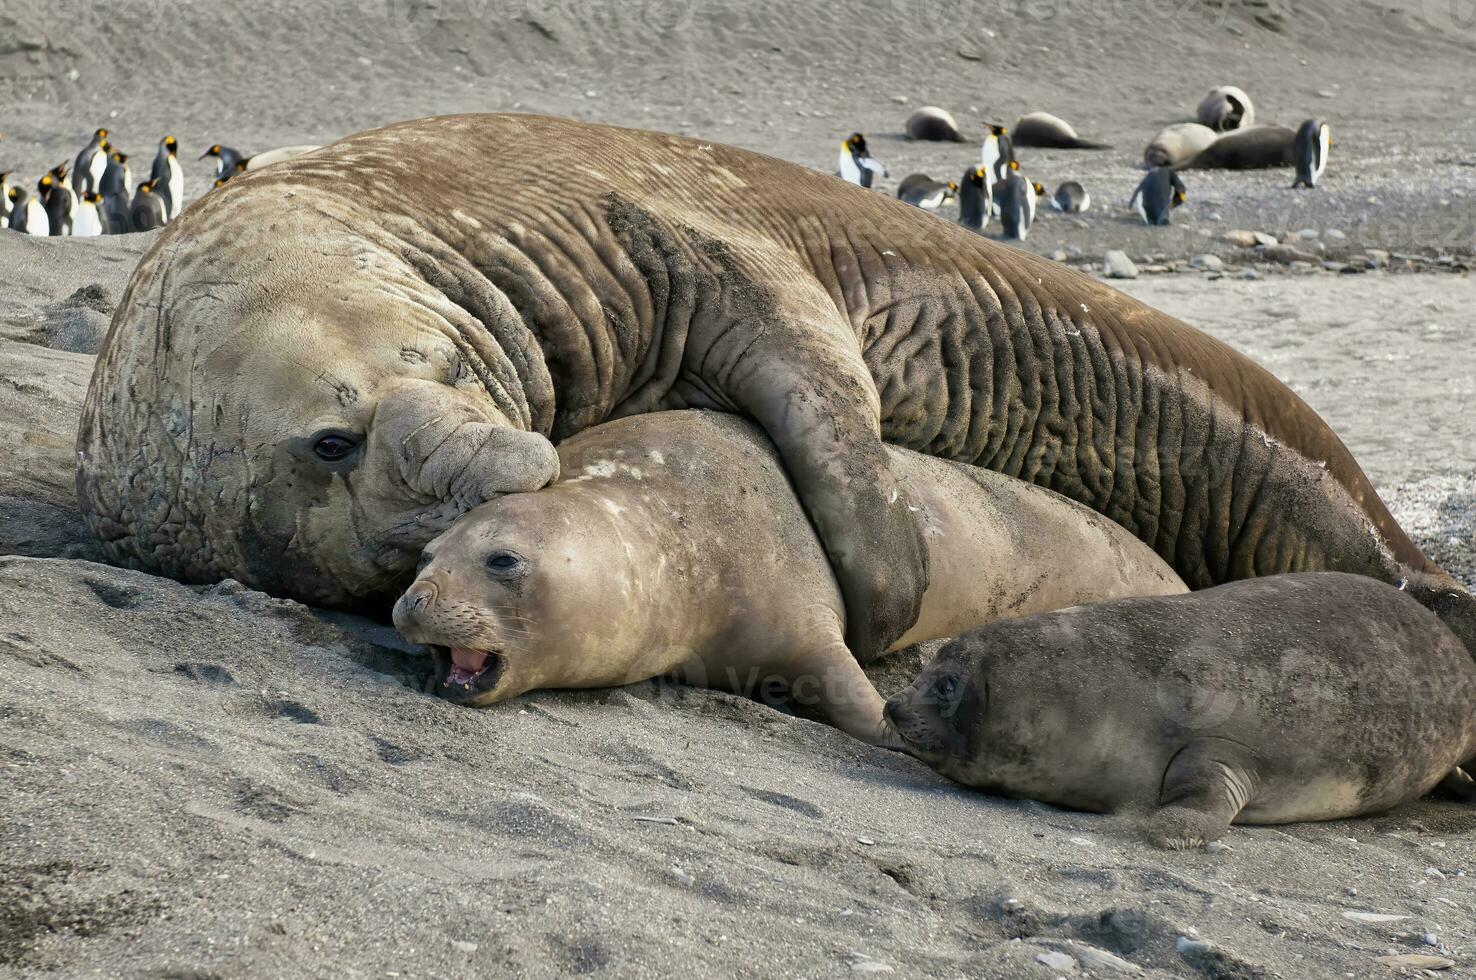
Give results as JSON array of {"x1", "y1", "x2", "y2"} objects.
[
  {"x1": 1145, "y1": 739, "x2": 1258, "y2": 850},
  {"x1": 1402, "y1": 570, "x2": 1476, "y2": 663}
]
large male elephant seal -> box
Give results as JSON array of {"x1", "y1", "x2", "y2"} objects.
[
  {"x1": 887, "y1": 573, "x2": 1476, "y2": 847},
  {"x1": 1184, "y1": 125, "x2": 1297, "y2": 170},
  {"x1": 77, "y1": 113, "x2": 1475, "y2": 658},
  {"x1": 392, "y1": 410, "x2": 1185, "y2": 744}
]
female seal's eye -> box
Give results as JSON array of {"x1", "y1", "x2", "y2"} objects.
[
  {"x1": 485, "y1": 551, "x2": 522, "y2": 573},
  {"x1": 312, "y1": 433, "x2": 359, "y2": 461}
]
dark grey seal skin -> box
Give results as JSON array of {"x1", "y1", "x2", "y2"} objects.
[
  {"x1": 886, "y1": 573, "x2": 1476, "y2": 848},
  {"x1": 78, "y1": 114, "x2": 1476, "y2": 660},
  {"x1": 1183, "y1": 125, "x2": 1297, "y2": 170}
]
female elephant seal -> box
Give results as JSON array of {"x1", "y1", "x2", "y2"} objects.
[
  {"x1": 1197, "y1": 85, "x2": 1255, "y2": 132},
  {"x1": 392, "y1": 411, "x2": 1185, "y2": 745},
  {"x1": 1184, "y1": 125, "x2": 1297, "y2": 170},
  {"x1": 1143, "y1": 122, "x2": 1218, "y2": 168},
  {"x1": 76, "y1": 113, "x2": 1476, "y2": 658},
  {"x1": 905, "y1": 106, "x2": 965, "y2": 142},
  {"x1": 887, "y1": 572, "x2": 1476, "y2": 846},
  {"x1": 1010, "y1": 111, "x2": 1111, "y2": 150}
]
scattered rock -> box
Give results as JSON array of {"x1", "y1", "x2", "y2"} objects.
[
  {"x1": 1048, "y1": 249, "x2": 1068, "y2": 262},
  {"x1": 1322, "y1": 261, "x2": 1348, "y2": 273},
  {"x1": 1343, "y1": 911, "x2": 1411, "y2": 925},
  {"x1": 1103, "y1": 250, "x2": 1138, "y2": 279},
  {"x1": 1260, "y1": 244, "x2": 1319, "y2": 265},
  {"x1": 1326, "y1": 228, "x2": 1347, "y2": 240},
  {"x1": 1297, "y1": 228, "x2": 1320, "y2": 240},
  {"x1": 1424, "y1": 932, "x2": 1440, "y2": 945},
  {"x1": 1237, "y1": 268, "x2": 1261, "y2": 280},
  {"x1": 1190, "y1": 253, "x2": 1224, "y2": 272},
  {"x1": 850, "y1": 961, "x2": 894, "y2": 974},
  {"x1": 1374, "y1": 953, "x2": 1453, "y2": 970},
  {"x1": 1068, "y1": 944, "x2": 1142, "y2": 974},
  {"x1": 1221, "y1": 230, "x2": 1260, "y2": 248},
  {"x1": 1368, "y1": 249, "x2": 1391, "y2": 268},
  {"x1": 1176, "y1": 936, "x2": 1211, "y2": 957},
  {"x1": 1317, "y1": 89, "x2": 1337, "y2": 98},
  {"x1": 450, "y1": 940, "x2": 478, "y2": 954},
  {"x1": 1036, "y1": 950, "x2": 1076, "y2": 971}
]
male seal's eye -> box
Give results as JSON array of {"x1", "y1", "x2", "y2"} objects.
[
  {"x1": 312, "y1": 433, "x2": 359, "y2": 461},
  {"x1": 485, "y1": 551, "x2": 522, "y2": 573}
]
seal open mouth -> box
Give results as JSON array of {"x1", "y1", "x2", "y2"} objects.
[{"x1": 431, "y1": 645, "x2": 507, "y2": 703}]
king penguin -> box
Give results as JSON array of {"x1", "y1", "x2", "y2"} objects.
[
  {"x1": 1292, "y1": 119, "x2": 1330, "y2": 189},
  {"x1": 200, "y1": 143, "x2": 247, "y2": 181},
  {"x1": 72, "y1": 191, "x2": 104, "y2": 237},
  {"x1": 1051, "y1": 180, "x2": 1091, "y2": 213},
  {"x1": 837, "y1": 133, "x2": 888, "y2": 188},
  {"x1": 995, "y1": 164, "x2": 1039, "y2": 241},
  {"x1": 896, "y1": 173, "x2": 958, "y2": 211},
  {"x1": 130, "y1": 179, "x2": 169, "y2": 232},
  {"x1": 1129, "y1": 166, "x2": 1187, "y2": 225},
  {"x1": 40, "y1": 168, "x2": 74, "y2": 236},
  {"x1": 72, "y1": 128, "x2": 110, "y2": 195},
  {"x1": 9, "y1": 187, "x2": 50, "y2": 236},
  {"x1": 100, "y1": 151, "x2": 132, "y2": 234},
  {"x1": 981, "y1": 124, "x2": 1016, "y2": 183},
  {"x1": 153, "y1": 136, "x2": 185, "y2": 219},
  {"x1": 956, "y1": 165, "x2": 990, "y2": 232}
]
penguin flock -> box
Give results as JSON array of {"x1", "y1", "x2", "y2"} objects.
[
  {"x1": 839, "y1": 87, "x2": 1332, "y2": 240},
  {"x1": 3, "y1": 130, "x2": 255, "y2": 238}
]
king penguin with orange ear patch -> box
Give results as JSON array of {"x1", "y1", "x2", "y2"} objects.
[
  {"x1": 956, "y1": 165, "x2": 990, "y2": 232},
  {"x1": 152, "y1": 136, "x2": 185, "y2": 219},
  {"x1": 837, "y1": 133, "x2": 888, "y2": 188},
  {"x1": 994, "y1": 161, "x2": 1038, "y2": 241}
]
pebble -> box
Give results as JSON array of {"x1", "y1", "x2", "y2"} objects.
[
  {"x1": 851, "y1": 962, "x2": 894, "y2": 974},
  {"x1": 450, "y1": 940, "x2": 478, "y2": 954},
  {"x1": 1069, "y1": 837, "x2": 1094, "y2": 847},
  {"x1": 1367, "y1": 249, "x2": 1391, "y2": 268},
  {"x1": 1260, "y1": 244, "x2": 1319, "y2": 265},
  {"x1": 1048, "y1": 249, "x2": 1068, "y2": 262},
  {"x1": 1374, "y1": 954, "x2": 1453, "y2": 970},
  {"x1": 1036, "y1": 951, "x2": 1076, "y2": 971},
  {"x1": 671, "y1": 866, "x2": 695, "y2": 885},
  {"x1": 1207, "y1": 212, "x2": 1222, "y2": 222},
  {"x1": 1221, "y1": 230, "x2": 1260, "y2": 248},
  {"x1": 1190, "y1": 254, "x2": 1224, "y2": 272},
  {"x1": 1318, "y1": 89, "x2": 1337, "y2": 98},
  {"x1": 1326, "y1": 228, "x2": 1346, "y2": 240},
  {"x1": 856, "y1": 837, "x2": 876, "y2": 846},
  {"x1": 1103, "y1": 250, "x2": 1138, "y2": 279},
  {"x1": 1297, "y1": 228, "x2": 1321, "y2": 240},
  {"x1": 1425, "y1": 867, "x2": 1446, "y2": 880},
  {"x1": 1252, "y1": 231, "x2": 1277, "y2": 247},
  {"x1": 1236, "y1": 268, "x2": 1261, "y2": 280},
  {"x1": 1322, "y1": 261, "x2": 1349, "y2": 273},
  {"x1": 1424, "y1": 933, "x2": 1440, "y2": 946}
]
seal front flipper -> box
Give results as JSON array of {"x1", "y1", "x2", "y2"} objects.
[
  {"x1": 721, "y1": 325, "x2": 929, "y2": 661},
  {"x1": 1146, "y1": 739, "x2": 1261, "y2": 850},
  {"x1": 786, "y1": 606, "x2": 904, "y2": 749}
]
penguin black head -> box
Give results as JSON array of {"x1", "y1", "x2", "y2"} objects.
[
  {"x1": 213, "y1": 178, "x2": 229, "y2": 189},
  {"x1": 111, "y1": 151, "x2": 128, "y2": 163},
  {"x1": 6, "y1": 186, "x2": 18, "y2": 204},
  {"x1": 1008, "y1": 160, "x2": 1020, "y2": 173},
  {"x1": 39, "y1": 174, "x2": 54, "y2": 192},
  {"x1": 138, "y1": 180, "x2": 155, "y2": 194},
  {"x1": 1173, "y1": 188, "x2": 1187, "y2": 207},
  {"x1": 988, "y1": 124, "x2": 1008, "y2": 136},
  {"x1": 83, "y1": 191, "x2": 102, "y2": 204},
  {"x1": 844, "y1": 133, "x2": 868, "y2": 154},
  {"x1": 948, "y1": 180, "x2": 959, "y2": 192},
  {"x1": 234, "y1": 160, "x2": 248, "y2": 173},
  {"x1": 1032, "y1": 181, "x2": 1046, "y2": 196},
  {"x1": 95, "y1": 128, "x2": 108, "y2": 140},
  {"x1": 200, "y1": 144, "x2": 222, "y2": 161},
  {"x1": 965, "y1": 166, "x2": 987, "y2": 188}
]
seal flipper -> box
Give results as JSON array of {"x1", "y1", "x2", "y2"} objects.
[
  {"x1": 720, "y1": 319, "x2": 929, "y2": 661},
  {"x1": 1146, "y1": 739, "x2": 1261, "y2": 850},
  {"x1": 785, "y1": 606, "x2": 904, "y2": 750}
]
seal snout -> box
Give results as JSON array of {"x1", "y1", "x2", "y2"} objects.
[{"x1": 392, "y1": 580, "x2": 440, "y2": 637}]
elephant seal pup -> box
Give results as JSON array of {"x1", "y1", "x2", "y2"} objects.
[
  {"x1": 1184, "y1": 125, "x2": 1297, "y2": 170},
  {"x1": 887, "y1": 572, "x2": 1476, "y2": 847},
  {"x1": 905, "y1": 106, "x2": 965, "y2": 142},
  {"x1": 79, "y1": 113, "x2": 1476, "y2": 661},
  {"x1": 392, "y1": 411, "x2": 1185, "y2": 745},
  {"x1": 1197, "y1": 85, "x2": 1255, "y2": 132},
  {"x1": 1010, "y1": 111, "x2": 1111, "y2": 150},
  {"x1": 1143, "y1": 122, "x2": 1218, "y2": 168}
]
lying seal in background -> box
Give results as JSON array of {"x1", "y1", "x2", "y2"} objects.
[
  {"x1": 887, "y1": 572, "x2": 1476, "y2": 847},
  {"x1": 1143, "y1": 122, "x2": 1218, "y2": 168},
  {"x1": 1197, "y1": 85, "x2": 1255, "y2": 132},
  {"x1": 1183, "y1": 124, "x2": 1297, "y2": 170},
  {"x1": 905, "y1": 106, "x2": 965, "y2": 142},
  {"x1": 1009, "y1": 111, "x2": 1111, "y2": 150},
  {"x1": 392, "y1": 411, "x2": 1185, "y2": 744},
  {"x1": 78, "y1": 113, "x2": 1476, "y2": 660}
]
